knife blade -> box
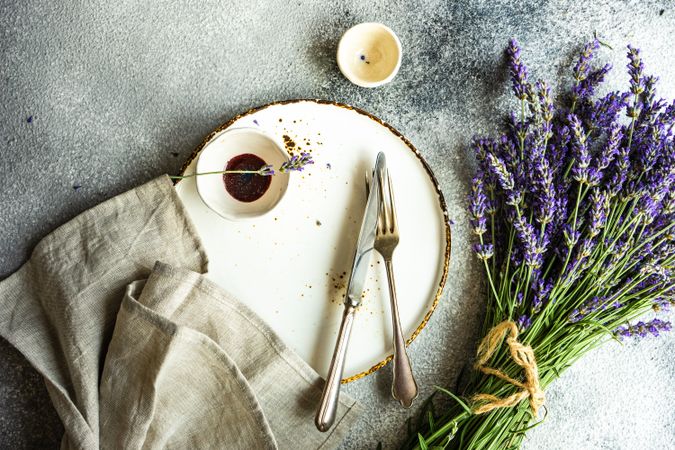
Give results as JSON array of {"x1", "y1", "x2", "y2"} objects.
[
  {"x1": 345, "y1": 151, "x2": 385, "y2": 307},
  {"x1": 315, "y1": 151, "x2": 385, "y2": 432}
]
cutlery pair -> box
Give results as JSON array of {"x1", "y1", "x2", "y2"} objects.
[{"x1": 315, "y1": 152, "x2": 417, "y2": 432}]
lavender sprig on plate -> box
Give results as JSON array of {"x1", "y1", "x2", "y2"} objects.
[
  {"x1": 279, "y1": 152, "x2": 315, "y2": 173},
  {"x1": 170, "y1": 154, "x2": 313, "y2": 179}
]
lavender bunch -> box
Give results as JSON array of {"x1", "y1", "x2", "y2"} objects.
[{"x1": 405, "y1": 39, "x2": 675, "y2": 450}]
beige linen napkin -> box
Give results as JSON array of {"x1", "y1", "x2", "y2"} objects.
[{"x1": 0, "y1": 175, "x2": 361, "y2": 449}]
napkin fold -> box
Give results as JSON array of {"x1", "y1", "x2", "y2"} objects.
[{"x1": 0, "y1": 176, "x2": 361, "y2": 449}]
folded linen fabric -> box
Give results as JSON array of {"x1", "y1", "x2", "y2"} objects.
[{"x1": 0, "y1": 176, "x2": 361, "y2": 449}]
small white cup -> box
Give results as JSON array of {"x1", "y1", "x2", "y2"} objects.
[
  {"x1": 196, "y1": 128, "x2": 290, "y2": 221},
  {"x1": 337, "y1": 23, "x2": 402, "y2": 88}
]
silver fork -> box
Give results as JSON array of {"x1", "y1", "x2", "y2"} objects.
[{"x1": 374, "y1": 169, "x2": 418, "y2": 408}]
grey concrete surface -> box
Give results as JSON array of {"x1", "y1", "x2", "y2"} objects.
[{"x1": 1, "y1": 1, "x2": 674, "y2": 448}]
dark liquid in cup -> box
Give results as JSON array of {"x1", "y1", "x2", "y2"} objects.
[{"x1": 223, "y1": 153, "x2": 272, "y2": 203}]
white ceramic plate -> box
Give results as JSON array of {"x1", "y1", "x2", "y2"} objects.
[{"x1": 175, "y1": 99, "x2": 451, "y2": 382}]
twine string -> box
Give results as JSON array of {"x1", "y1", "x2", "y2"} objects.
[{"x1": 471, "y1": 320, "x2": 545, "y2": 416}]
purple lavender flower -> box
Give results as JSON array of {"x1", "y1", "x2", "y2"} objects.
[
  {"x1": 473, "y1": 243, "x2": 494, "y2": 261},
  {"x1": 639, "y1": 75, "x2": 663, "y2": 121},
  {"x1": 627, "y1": 45, "x2": 645, "y2": 96},
  {"x1": 516, "y1": 292, "x2": 524, "y2": 306},
  {"x1": 506, "y1": 189, "x2": 524, "y2": 207},
  {"x1": 513, "y1": 216, "x2": 544, "y2": 269},
  {"x1": 498, "y1": 134, "x2": 518, "y2": 173},
  {"x1": 639, "y1": 263, "x2": 671, "y2": 281},
  {"x1": 569, "y1": 296, "x2": 605, "y2": 323},
  {"x1": 510, "y1": 246, "x2": 523, "y2": 266},
  {"x1": 589, "y1": 91, "x2": 630, "y2": 129},
  {"x1": 469, "y1": 172, "x2": 488, "y2": 236},
  {"x1": 588, "y1": 189, "x2": 609, "y2": 237},
  {"x1": 653, "y1": 296, "x2": 674, "y2": 312},
  {"x1": 568, "y1": 114, "x2": 592, "y2": 184},
  {"x1": 279, "y1": 152, "x2": 314, "y2": 172},
  {"x1": 615, "y1": 318, "x2": 671, "y2": 339},
  {"x1": 572, "y1": 40, "x2": 599, "y2": 86},
  {"x1": 596, "y1": 124, "x2": 623, "y2": 173},
  {"x1": 564, "y1": 237, "x2": 596, "y2": 282},
  {"x1": 530, "y1": 126, "x2": 557, "y2": 225},
  {"x1": 516, "y1": 314, "x2": 531, "y2": 330},
  {"x1": 563, "y1": 224, "x2": 581, "y2": 247},
  {"x1": 608, "y1": 145, "x2": 630, "y2": 196},
  {"x1": 536, "y1": 80, "x2": 554, "y2": 128},
  {"x1": 533, "y1": 165, "x2": 556, "y2": 224},
  {"x1": 578, "y1": 64, "x2": 612, "y2": 100},
  {"x1": 532, "y1": 278, "x2": 553, "y2": 312},
  {"x1": 486, "y1": 153, "x2": 515, "y2": 191},
  {"x1": 552, "y1": 192, "x2": 569, "y2": 230},
  {"x1": 570, "y1": 40, "x2": 613, "y2": 105},
  {"x1": 471, "y1": 137, "x2": 489, "y2": 163},
  {"x1": 637, "y1": 137, "x2": 662, "y2": 175},
  {"x1": 257, "y1": 164, "x2": 275, "y2": 176},
  {"x1": 578, "y1": 237, "x2": 596, "y2": 258},
  {"x1": 635, "y1": 192, "x2": 660, "y2": 224},
  {"x1": 663, "y1": 190, "x2": 675, "y2": 214},
  {"x1": 506, "y1": 39, "x2": 530, "y2": 100}
]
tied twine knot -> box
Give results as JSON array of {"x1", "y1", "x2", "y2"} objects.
[{"x1": 471, "y1": 320, "x2": 545, "y2": 416}]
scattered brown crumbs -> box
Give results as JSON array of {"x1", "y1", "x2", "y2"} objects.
[{"x1": 282, "y1": 134, "x2": 297, "y2": 154}]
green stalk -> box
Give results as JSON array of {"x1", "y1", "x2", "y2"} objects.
[
  {"x1": 169, "y1": 169, "x2": 269, "y2": 179},
  {"x1": 480, "y1": 235, "x2": 502, "y2": 314}
]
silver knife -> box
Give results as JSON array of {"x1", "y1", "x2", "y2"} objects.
[{"x1": 315, "y1": 152, "x2": 385, "y2": 432}]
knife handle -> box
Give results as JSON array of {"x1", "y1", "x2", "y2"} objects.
[{"x1": 315, "y1": 304, "x2": 356, "y2": 432}]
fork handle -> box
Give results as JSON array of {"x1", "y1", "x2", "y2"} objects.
[
  {"x1": 315, "y1": 304, "x2": 356, "y2": 432},
  {"x1": 385, "y1": 259, "x2": 418, "y2": 408}
]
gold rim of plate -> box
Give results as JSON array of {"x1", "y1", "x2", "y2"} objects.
[{"x1": 175, "y1": 99, "x2": 452, "y2": 383}]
